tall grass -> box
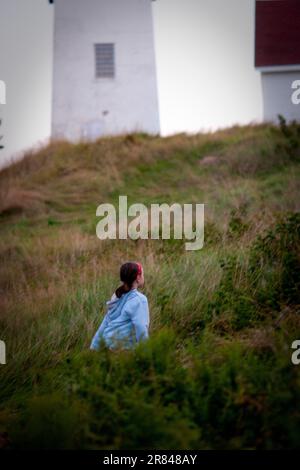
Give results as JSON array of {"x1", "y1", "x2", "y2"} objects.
[{"x1": 0, "y1": 119, "x2": 299, "y2": 449}]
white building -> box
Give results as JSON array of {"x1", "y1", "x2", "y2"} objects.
[
  {"x1": 50, "y1": 0, "x2": 160, "y2": 142},
  {"x1": 255, "y1": 0, "x2": 300, "y2": 123}
]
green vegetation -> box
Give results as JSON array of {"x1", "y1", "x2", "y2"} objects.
[{"x1": 0, "y1": 118, "x2": 299, "y2": 449}]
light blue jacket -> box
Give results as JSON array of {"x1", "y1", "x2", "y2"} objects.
[{"x1": 90, "y1": 288, "x2": 149, "y2": 350}]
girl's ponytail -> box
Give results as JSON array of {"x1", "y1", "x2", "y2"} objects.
[{"x1": 115, "y1": 283, "x2": 130, "y2": 298}]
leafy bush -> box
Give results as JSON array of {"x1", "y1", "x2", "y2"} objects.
[
  {"x1": 203, "y1": 212, "x2": 300, "y2": 332},
  {"x1": 204, "y1": 254, "x2": 258, "y2": 331},
  {"x1": 273, "y1": 115, "x2": 300, "y2": 162},
  {"x1": 10, "y1": 394, "x2": 88, "y2": 449},
  {"x1": 249, "y1": 212, "x2": 300, "y2": 308},
  {"x1": 8, "y1": 329, "x2": 300, "y2": 450}
]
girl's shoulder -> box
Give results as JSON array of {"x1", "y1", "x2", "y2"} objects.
[
  {"x1": 132, "y1": 290, "x2": 148, "y2": 304},
  {"x1": 138, "y1": 290, "x2": 148, "y2": 300}
]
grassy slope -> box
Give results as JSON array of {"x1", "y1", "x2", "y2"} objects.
[{"x1": 0, "y1": 121, "x2": 299, "y2": 449}]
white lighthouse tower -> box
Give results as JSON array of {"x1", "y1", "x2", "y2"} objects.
[{"x1": 50, "y1": 0, "x2": 160, "y2": 142}]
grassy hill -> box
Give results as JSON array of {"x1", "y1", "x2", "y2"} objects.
[{"x1": 0, "y1": 118, "x2": 300, "y2": 449}]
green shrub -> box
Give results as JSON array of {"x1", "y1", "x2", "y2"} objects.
[
  {"x1": 249, "y1": 212, "x2": 300, "y2": 307},
  {"x1": 8, "y1": 329, "x2": 300, "y2": 449},
  {"x1": 10, "y1": 394, "x2": 88, "y2": 449},
  {"x1": 273, "y1": 115, "x2": 300, "y2": 162},
  {"x1": 204, "y1": 255, "x2": 258, "y2": 331}
]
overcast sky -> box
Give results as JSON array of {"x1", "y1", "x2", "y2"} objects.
[{"x1": 0, "y1": 0, "x2": 262, "y2": 167}]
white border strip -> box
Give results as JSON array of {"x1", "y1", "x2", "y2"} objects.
[{"x1": 256, "y1": 64, "x2": 300, "y2": 73}]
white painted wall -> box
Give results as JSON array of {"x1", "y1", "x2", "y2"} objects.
[
  {"x1": 261, "y1": 70, "x2": 300, "y2": 123},
  {"x1": 52, "y1": 0, "x2": 160, "y2": 141}
]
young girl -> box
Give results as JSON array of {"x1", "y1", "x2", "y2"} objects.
[{"x1": 90, "y1": 262, "x2": 149, "y2": 351}]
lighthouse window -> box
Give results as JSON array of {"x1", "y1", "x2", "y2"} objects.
[{"x1": 95, "y1": 43, "x2": 115, "y2": 78}]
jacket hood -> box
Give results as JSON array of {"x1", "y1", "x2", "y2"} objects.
[{"x1": 105, "y1": 289, "x2": 138, "y2": 321}]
